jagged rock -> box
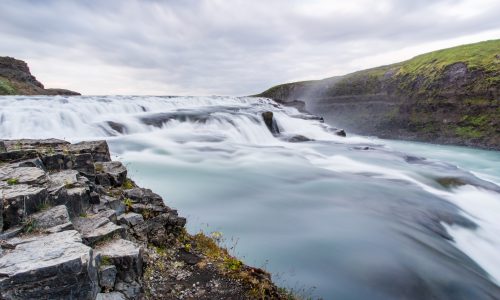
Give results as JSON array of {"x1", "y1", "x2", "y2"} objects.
[
  {"x1": 99, "y1": 265, "x2": 118, "y2": 290},
  {"x1": 133, "y1": 213, "x2": 186, "y2": 246},
  {"x1": 73, "y1": 216, "x2": 125, "y2": 246},
  {"x1": 70, "y1": 140, "x2": 111, "y2": 163},
  {"x1": 50, "y1": 186, "x2": 91, "y2": 217},
  {"x1": 95, "y1": 209, "x2": 118, "y2": 223},
  {"x1": 2, "y1": 138, "x2": 69, "y2": 150},
  {"x1": 1, "y1": 185, "x2": 48, "y2": 229},
  {"x1": 0, "y1": 141, "x2": 6, "y2": 152},
  {"x1": 262, "y1": 111, "x2": 280, "y2": 135},
  {"x1": 130, "y1": 203, "x2": 168, "y2": 216},
  {"x1": 47, "y1": 169, "x2": 79, "y2": 193},
  {"x1": 115, "y1": 280, "x2": 142, "y2": 300},
  {"x1": 96, "y1": 161, "x2": 127, "y2": 187},
  {"x1": 95, "y1": 195, "x2": 126, "y2": 216},
  {"x1": 124, "y1": 188, "x2": 164, "y2": 206},
  {"x1": 0, "y1": 149, "x2": 39, "y2": 163},
  {"x1": 30, "y1": 204, "x2": 71, "y2": 231},
  {"x1": 42, "y1": 152, "x2": 95, "y2": 178},
  {"x1": 0, "y1": 230, "x2": 98, "y2": 299},
  {"x1": 118, "y1": 212, "x2": 144, "y2": 227},
  {"x1": 96, "y1": 292, "x2": 127, "y2": 300},
  {"x1": 96, "y1": 239, "x2": 143, "y2": 283}
]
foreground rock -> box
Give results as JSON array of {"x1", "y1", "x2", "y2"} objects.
[
  {"x1": 0, "y1": 230, "x2": 98, "y2": 299},
  {"x1": 0, "y1": 139, "x2": 288, "y2": 299}
]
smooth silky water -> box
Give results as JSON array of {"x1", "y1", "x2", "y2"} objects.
[{"x1": 1, "y1": 96, "x2": 499, "y2": 299}]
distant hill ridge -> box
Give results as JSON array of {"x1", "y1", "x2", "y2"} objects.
[
  {"x1": 0, "y1": 56, "x2": 80, "y2": 95},
  {"x1": 257, "y1": 39, "x2": 500, "y2": 150}
]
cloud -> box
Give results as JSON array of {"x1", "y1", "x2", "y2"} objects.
[{"x1": 0, "y1": 0, "x2": 499, "y2": 95}]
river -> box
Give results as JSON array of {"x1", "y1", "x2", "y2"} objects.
[{"x1": 1, "y1": 95, "x2": 499, "y2": 299}]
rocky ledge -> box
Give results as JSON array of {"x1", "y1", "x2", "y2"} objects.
[
  {"x1": 0, "y1": 56, "x2": 80, "y2": 95},
  {"x1": 0, "y1": 139, "x2": 286, "y2": 299}
]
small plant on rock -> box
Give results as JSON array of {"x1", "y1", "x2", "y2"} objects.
[
  {"x1": 224, "y1": 257, "x2": 243, "y2": 272},
  {"x1": 94, "y1": 163, "x2": 103, "y2": 173},
  {"x1": 23, "y1": 217, "x2": 36, "y2": 233},
  {"x1": 100, "y1": 255, "x2": 112, "y2": 266},
  {"x1": 37, "y1": 202, "x2": 51, "y2": 211},
  {"x1": 122, "y1": 178, "x2": 134, "y2": 189},
  {"x1": 6, "y1": 178, "x2": 19, "y2": 185},
  {"x1": 123, "y1": 198, "x2": 133, "y2": 212}
]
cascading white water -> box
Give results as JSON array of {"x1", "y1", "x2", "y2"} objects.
[{"x1": 1, "y1": 95, "x2": 499, "y2": 299}]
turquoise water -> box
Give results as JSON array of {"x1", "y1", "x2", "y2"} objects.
[{"x1": 1, "y1": 95, "x2": 499, "y2": 299}]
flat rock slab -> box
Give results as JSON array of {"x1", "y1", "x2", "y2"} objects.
[
  {"x1": 118, "y1": 212, "x2": 144, "y2": 227},
  {"x1": 0, "y1": 167, "x2": 47, "y2": 185},
  {"x1": 31, "y1": 204, "x2": 71, "y2": 231},
  {"x1": 73, "y1": 216, "x2": 124, "y2": 245},
  {"x1": 96, "y1": 239, "x2": 143, "y2": 282},
  {"x1": 0, "y1": 230, "x2": 98, "y2": 299},
  {"x1": 48, "y1": 169, "x2": 79, "y2": 193}
]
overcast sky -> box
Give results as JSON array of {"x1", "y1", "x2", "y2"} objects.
[{"x1": 0, "y1": 0, "x2": 499, "y2": 95}]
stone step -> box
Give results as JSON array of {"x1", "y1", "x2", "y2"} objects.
[{"x1": 0, "y1": 230, "x2": 98, "y2": 299}]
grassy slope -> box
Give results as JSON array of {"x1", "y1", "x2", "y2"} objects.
[
  {"x1": 0, "y1": 77, "x2": 17, "y2": 95},
  {"x1": 258, "y1": 39, "x2": 500, "y2": 149}
]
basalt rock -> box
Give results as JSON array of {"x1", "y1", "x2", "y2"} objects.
[
  {"x1": 0, "y1": 230, "x2": 99, "y2": 299},
  {"x1": 95, "y1": 161, "x2": 127, "y2": 187},
  {"x1": 0, "y1": 139, "x2": 287, "y2": 300},
  {"x1": 262, "y1": 111, "x2": 280, "y2": 135}
]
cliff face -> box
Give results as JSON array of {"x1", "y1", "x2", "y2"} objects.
[
  {"x1": 258, "y1": 40, "x2": 500, "y2": 150},
  {"x1": 0, "y1": 56, "x2": 80, "y2": 95}
]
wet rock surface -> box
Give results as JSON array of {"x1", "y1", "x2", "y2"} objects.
[{"x1": 0, "y1": 139, "x2": 286, "y2": 299}]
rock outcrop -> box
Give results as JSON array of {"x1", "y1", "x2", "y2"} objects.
[
  {"x1": 0, "y1": 139, "x2": 286, "y2": 299},
  {"x1": 257, "y1": 39, "x2": 500, "y2": 150},
  {"x1": 0, "y1": 56, "x2": 80, "y2": 95}
]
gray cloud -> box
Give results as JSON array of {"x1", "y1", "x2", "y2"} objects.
[{"x1": 0, "y1": 0, "x2": 499, "y2": 95}]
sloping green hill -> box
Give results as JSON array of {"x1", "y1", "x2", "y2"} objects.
[
  {"x1": 258, "y1": 39, "x2": 500, "y2": 150},
  {"x1": 0, "y1": 56, "x2": 80, "y2": 95}
]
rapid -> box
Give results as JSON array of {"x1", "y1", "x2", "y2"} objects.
[{"x1": 1, "y1": 95, "x2": 499, "y2": 299}]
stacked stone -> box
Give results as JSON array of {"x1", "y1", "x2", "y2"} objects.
[{"x1": 0, "y1": 139, "x2": 185, "y2": 299}]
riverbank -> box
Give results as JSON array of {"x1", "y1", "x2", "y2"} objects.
[
  {"x1": 0, "y1": 139, "x2": 288, "y2": 299},
  {"x1": 257, "y1": 39, "x2": 500, "y2": 150}
]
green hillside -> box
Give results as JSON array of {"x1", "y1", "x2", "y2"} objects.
[{"x1": 258, "y1": 39, "x2": 500, "y2": 150}]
